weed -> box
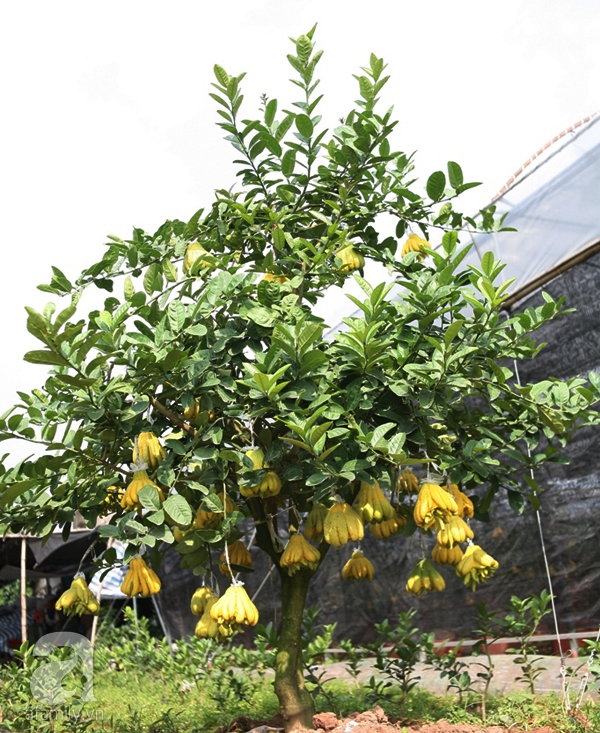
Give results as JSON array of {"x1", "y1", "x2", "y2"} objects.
[
  {"x1": 364, "y1": 609, "x2": 430, "y2": 705},
  {"x1": 502, "y1": 590, "x2": 553, "y2": 695},
  {"x1": 471, "y1": 600, "x2": 505, "y2": 722}
]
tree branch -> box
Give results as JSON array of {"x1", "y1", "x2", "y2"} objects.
[{"x1": 148, "y1": 396, "x2": 196, "y2": 437}]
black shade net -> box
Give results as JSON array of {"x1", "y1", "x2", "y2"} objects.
[{"x1": 156, "y1": 254, "x2": 600, "y2": 644}]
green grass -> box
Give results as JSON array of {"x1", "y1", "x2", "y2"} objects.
[{"x1": 93, "y1": 668, "x2": 279, "y2": 732}]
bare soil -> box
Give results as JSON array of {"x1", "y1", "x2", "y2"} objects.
[
  {"x1": 215, "y1": 706, "x2": 562, "y2": 733},
  {"x1": 309, "y1": 707, "x2": 555, "y2": 733}
]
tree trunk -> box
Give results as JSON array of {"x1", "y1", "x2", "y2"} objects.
[{"x1": 275, "y1": 569, "x2": 314, "y2": 732}]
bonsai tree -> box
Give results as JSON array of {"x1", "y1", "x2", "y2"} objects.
[{"x1": 1, "y1": 27, "x2": 598, "y2": 731}]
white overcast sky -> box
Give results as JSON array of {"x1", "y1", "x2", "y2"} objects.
[{"x1": 1, "y1": 0, "x2": 599, "y2": 425}]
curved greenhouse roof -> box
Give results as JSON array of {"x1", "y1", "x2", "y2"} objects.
[{"x1": 469, "y1": 113, "x2": 600, "y2": 307}]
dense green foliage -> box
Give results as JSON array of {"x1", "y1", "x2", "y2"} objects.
[{"x1": 0, "y1": 25, "x2": 596, "y2": 573}]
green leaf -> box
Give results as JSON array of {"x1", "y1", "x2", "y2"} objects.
[
  {"x1": 143, "y1": 263, "x2": 161, "y2": 295},
  {"x1": 257, "y1": 280, "x2": 281, "y2": 307},
  {"x1": 272, "y1": 227, "x2": 286, "y2": 250},
  {"x1": 306, "y1": 472, "x2": 329, "y2": 486},
  {"x1": 387, "y1": 433, "x2": 406, "y2": 457},
  {"x1": 176, "y1": 534, "x2": 203, "y2": 555},
  {"x1": 25, "y1": 307, "x2": 48, "y2": 338},
  {"x1": 281, "y1": 150, "x2": 296, "y2": 177},
  {"x1": 297, "y1": 323, "x2": 323, "y2": 355},
  {"x1": 162, "y1": 258, "x2": 179, "y2": 283},
  {"x1": 24, "y1": 350, "x2": 70, "y2": 367},
  {"x1": 265, "y1": 98, "x2": 277, "y2": 127},
  {"x1": 214, "y1": 64, "x2": 230, "y2": 87},
  {"x1": 371, "y1": 422, "x2": 395, "y2": 447},
  {"x1": 0, "y1": 479, "x2": 38, "y2": 507},
  {"x1": 124, "y1": 276, "x2": 135, "y2": 300},
  {"x1": 167, "y1": 300, "x2": 186, "y2": 333},
  {"x1": 426, "y1": 171, "x2": 446, "y2": 201},
  {"x1": 358, "y1": 75, "x2": 374, "y2": 103},
  {"x1": 309, "y1": 421, "x2": 332, "y2": 448},
  {"x1": 185, "y1": 323, "x2": 208, "y2": 337},
  {"x1": 447, "y1": 161, "x2": 464, "y2": 189},
  {"x1": 481, "y1": 251, "x2": 495, "y2": 277},
  {"x1": 444, "y1": 320, "x2": 464, "y2": 346},
  {"x1": 146, "y1": 509, "x2": 165, "y2": 525},
  {"x1": 50, "y1": 266, "x2": 73, "y2": 293},
  {"x1": 163, "y1": 349, "x2": 187, "y2": 372},
  {"x1": 261, "y1": 133, "x2": 282, "y2": 157},
  {"x1": 246, "y1": 306, "x2": 275, "y2": 327},
  {"x1": 296, "y1": 35, "x2": 312, "y2": 63},
  {"x1": 295, "y1": 114, "x2": 313, "y2": 138},
  {"x1": 163, "y1": 494, "x2": 193, "y2": 525},
  {"x1": 138, "y1": 485, "x2": 162, "y2": 511},
  {"x1": 508, "y1": 490, "x2": 525, "y2": 515},
  {"x1": 184, "y1": 207, "x2": 204, "y2": 238},
  {"x1": 442, "y1": 231, "x2": 458, "y2": 254},
  {"x1": 299, "y1": 351, "x2": 327, "y2": 376},
  {"x1": 252, "y1": 372, "x2": 271, "y2": 394},
  {"x1": 202, "y1": 494, "x2": 224, "y2": 513},
  {"x1": 275, "y1": 114, "x2": 294, "y2": 141},
  {"x1": 218, "y1": 449, "x2": 244, "y2": 463},
  {"x1": 54, "y1": 374, "x2": 97, "y2": 388},
  {"x1": 54, "y1": 305, "x2": 77, "y2": 332}
]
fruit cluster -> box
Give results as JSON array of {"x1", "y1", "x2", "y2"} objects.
[
  {"x1": 239, "y1": 449, "x2": 282, "y2": 498},
  {"x1": 191, "y1": 584, "x2": 259, "y2": 642},
  {"x1": 290, "y1": 471, "x2": 497, "y2": 594},
  {"x1": 56, "y1": 576, "x2": 99, "y2": 616}
]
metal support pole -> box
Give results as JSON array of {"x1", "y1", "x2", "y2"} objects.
[
  {"x1": 251, "y1": 563, "x2": 276, "y2": 603},
  {"x1": 90, "y1": 538, "x2": 113, "y2": 649},
  {"x1": 132, "y1": 596, "x2": 139, "y2": 655},
  {"x1": 20, "y1": 537, "x2": 27, "y2": 644},
  {"x1": 90, "y1": 585, "x2": 104, "y2": 649},
  {"x1": 151, "y1": 595, "x2": 172, "y2": 647}
]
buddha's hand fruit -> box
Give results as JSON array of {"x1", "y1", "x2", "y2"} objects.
[
  {"x1": 120, "y1": 557, "x2": 161, "y2": 598},
  {"x1": 323, "y1": 502, "x2": 364, "y2": 548}
]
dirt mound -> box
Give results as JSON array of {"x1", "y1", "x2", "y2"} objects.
[
  {"x1": 308, "y1": 707, "x2": 555, "y2": 733},
  {"x1": 217, "y1": 707, "x2": 559, "y2": 733}
]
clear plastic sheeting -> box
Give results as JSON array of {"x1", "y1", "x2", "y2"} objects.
[{"x1": 469, "y1": 115, "x2": 600, "y2": 298}]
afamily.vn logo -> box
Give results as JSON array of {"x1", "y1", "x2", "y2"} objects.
[{"x1": 29, "y1": 632, "x2": 95, "y2": 705}]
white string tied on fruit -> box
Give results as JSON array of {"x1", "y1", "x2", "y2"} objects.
[
  {"x1": 145, "y1": 401, "x2": 155, "y2": 425},
  {"x1": 131, "y1": 437, "x2": 149, "y2": 472},
  {"x1": 221, "y1": 482, "x2": 235, "y2": 581},
  {"x1": 242, "y1": 414, "x2": 257, "y2": 449},
  {"x1": 130, "y1": 459, "x2": 149, "y2": 472}
]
